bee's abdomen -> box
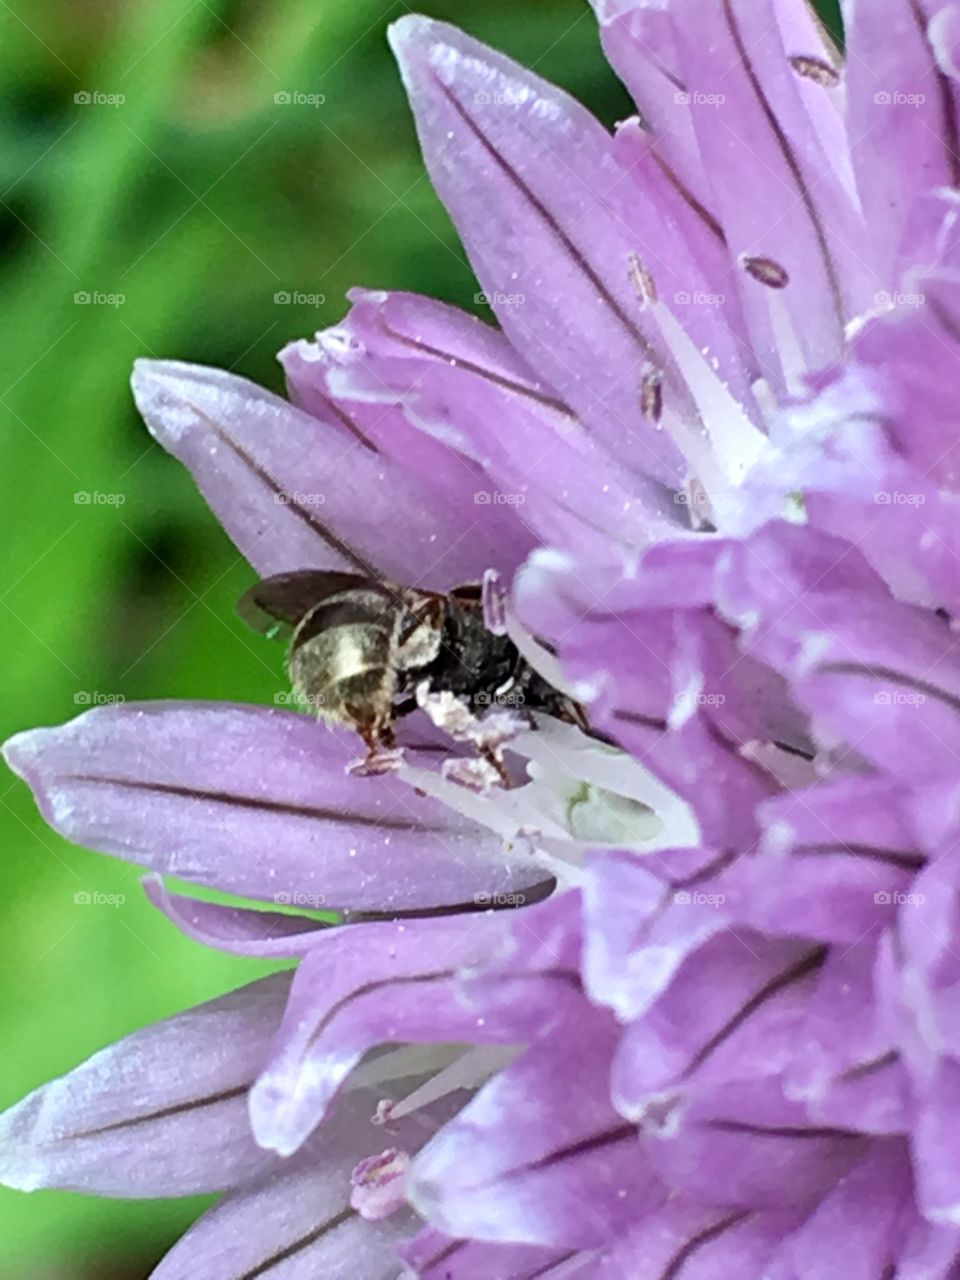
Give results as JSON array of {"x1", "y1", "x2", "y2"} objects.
[{"x1": 288, "y1": 588, "x2": 396, "y2": 717}]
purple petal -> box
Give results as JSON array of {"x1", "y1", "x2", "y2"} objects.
[
  {"x1": 846, "y1": 0, "x2": 960, "y2": 279},
  {"x1": 785, "y1": 943, "x2": 907, "y2": 1136},
  {"x1": 389, "y1": 16, "x2": 714, "y2": 489},
  {"x1": 151, "y1": 1085, "x2": 437, "y2": 1279},
  {"x1": 313, "y1": 289, "x2": 682, "y2": 557},
  {"x1": 592, "y1": 2, "x2": 715, "y2": 212},
  {"x1": 144, "y1": 876, "x2": 331, "y2": 957},
  {"x1": 645, "y1": 1077, "x2": 866, "y2": 1212},
  {"x1": 516, "y1": 549, "x2": 781, "y2": 847},
  {"x1": 131, "y1": 358, "x2": 518, "y2": 588},
  {"x1": 250, "y1": 899, "x2": 583, "y2": 1157},
  {"x1": 0, "y1": 975, "x2": 289, "y2": 1196},
  {"x1": 583, "y1": 1198, "x2": 798, "y2": 1279},
  {"x1": 400, "y1": 1227, "x2": 572, "y2": 1279},
  {"x1": 583, "y1": 848, "x2": 734, "y2": 1022},
  {"x1": 739, "y1": 779, "x2": 924, "y2": 945},
  {"x1": 408, "y1": 1021, "x2": 657, "y2": 1248},
  {"x1": 896, "y1": 1219, "x2": 960, "y2": 1278},
  {"x1": 3, "y1": 702, "x2": 531, "y2": 910},
  {"x1": 735, "y1": 363, "x2": 960, "y2": 612},
  {"x1": 663, "y1": 0, "x2": 870, "y2": 387},
  {"x1": 765, "y1": 1142, "x2": 912, "y2": 1279},
  {"x1": 612, "y1": 934, "x2": 822, "y2": 1117},
  {"x1": 281, "y1": 297, "x2": 539, "y2": 570},
  {"x1": 735, "y1": 587, "x2": 960, "y2": 785}
]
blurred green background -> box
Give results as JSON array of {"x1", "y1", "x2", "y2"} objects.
[{"x1": 0, "y1": 0, "x2": 841, "y2": 1273}]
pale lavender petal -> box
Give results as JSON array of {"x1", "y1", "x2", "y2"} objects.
[
  {"x1": 735, "y1": 588, "x2": 960, "y2": 785},
  {"x1": 737, "y1": 779, "x2": 925, "y2": 945},
  {"x1": 131, "y1": 358, "x2": 517, "y2": 587},
  {"x1": 591, "y1": 2, "x2": 714, "y2": 211},
  {"x1": 389, "y1": 16, "x2": 711, "y2": 489},
  {"x1": 0, "y1": 975, "x2": 289, "y2": 1196},
  {"x1": 314, "y1": 289, "x2": 683, "y2": 556},
  {"x1": 516, "y1": 549, "x2": 782, "y2": 847},
  {"x1": 151, "y1": 1086, "x2": 437, "y2": 1280},
  {"x1": 3, "y1": 703, "x2": 530, "y2": 911},
  {"x1": 665, "y1": 0, "x2": 870, "y2": 387},
  {"x1": 143, "y1": 876, "x2": 331, "y2": 957}
]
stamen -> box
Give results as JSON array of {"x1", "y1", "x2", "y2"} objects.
[
  {"x1": 349, "y1": 1147, "x2": 410, "y2": 1220},
  {"x1": 382, "y1": 1045, "x2": 520, "y2": 1121},
  {"x1": 789, "y1": 55, "x2": 840, "y2": 87},
  {"x1": 632, "y1": 286, "x2": 766, "y2": 513},
  {"x1": 741, "y1": 255, "x2": 791, "y2": 289},
  {"x1": 640, "y1": 362, "x2": 665, "y2": 424},
  {"x1": 628, "y1": 252, "x2": 659, "y2": 305}
]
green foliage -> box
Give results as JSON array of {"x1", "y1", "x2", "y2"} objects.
[{"x1": 0, "y1": 0, "x2": 842, "y2": 1273}]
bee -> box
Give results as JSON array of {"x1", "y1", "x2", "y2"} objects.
[{"x1": 238, "y1": 570, "x2": 583, "y2": 769}]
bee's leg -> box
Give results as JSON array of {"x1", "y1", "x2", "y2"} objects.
[{"x1": 347, "y1": 715, "x2": 403, "y2": 777}]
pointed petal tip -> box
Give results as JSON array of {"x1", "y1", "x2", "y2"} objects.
[
  {"x1": 130, "y1": 356, "x2": 186, "y2": 397},
  {"x1": 0, "y1": 1089, "x2": 60, "y2": 1194},
  {"x1": 130, "y1": 358, "x2": 199, "y2": 445},
  {"x1": 2, "y1": 724, "x2": 55, "y2": 782},
  {"x1": 387, "y1": 14, "x2": 467, "y2": 87},
  {"x1": 386, "y1": 13, "x2": 436, "y2": 55}
]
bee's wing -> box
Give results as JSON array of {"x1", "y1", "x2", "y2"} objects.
[{"x1": 237, "y1": 570, "x2": 379, "y2": 638}]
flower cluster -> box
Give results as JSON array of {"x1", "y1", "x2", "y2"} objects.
[{"x1": 5, "y1": 1, "x2": 960, "y2": 1275}]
